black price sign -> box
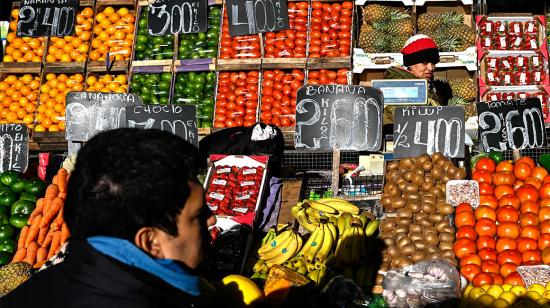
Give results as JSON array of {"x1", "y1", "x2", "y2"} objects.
[
  {"x1": 477, "y1": 98, "x2": 546, "y2": 152},
  {"x1": 294, "y1": 85, "x2": 383, "y2": 151},
  {"x1": 17, "y1": 0, "x2": 78, "y2": 37},
  {"x1": 0, "y1": 124, "x2": 29, "y2": 173},
  {"x1": 393, "y1": 106, "x2": 465, "y2": 159},
  {"x1": 225, "y1": 0, "x2": 289, "y2": 36},
  {"x1": 65, "y1": 92, "x2": 142, "y2": 142},
  {"x1": 125, "y1": 105, "x2": 198, "y2": 146},
  {"x1": 148, "y1": 0, "x2": 207, "y2": 35}
]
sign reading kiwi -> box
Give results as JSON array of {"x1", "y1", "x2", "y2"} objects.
[
  {"x1": 294, "y1": 85, "x2": 383, "y2": 151},
  {"x1": 0, "y1": 124, "x2": 28, "y2": 173},
  {"x1": 148, "y1": 0, "x2": 208, "y2": 35},
  {"x1": 17, "y1": 0, "x2": 78, "y2": 37},
  {"x1": 393, "y1": 106, "x2": 465, "y2": 159},
  {"x1": 225, "y1": 0, "x2": 289, "y2": 36},
  {"x1": 477, "y1": 97, "x2": 545, "y2": 152}
]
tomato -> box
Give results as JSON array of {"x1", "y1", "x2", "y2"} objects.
[
  {"x1": 460, "y1": 253, "x2": 482, "y2": 267},
  {"x1": 521, "y1": 225, "x2": 540, "y2": 240},
  {"x1": 479, "y1": 248, "x2": 498, "y2": 261},
  {"x1": 473, "y1": 170, "x2": 493, "y2": 184},
  {"x1": 521, "y1": 201, "x2": 539, "y2": 215},
  {"x1": 542, "y1": 198, "x2": 550, "y2": 208},
  {"x1": 480, "y1": 194, "x2": 498, "y2": 209},
  {"x1": 498, "y1": 249, "x2": 522, "y2": 265},
  {"x1": 524, "y1": 177, "x2": 542, "y2": 189},
  {"x1": 494, "y1": 185, "x2": 514, "y2": 199},
  {"x1": 455, "y1": 211, "x2": 476, "y2": 228},
  {"x1": 477, "y1": 236, "x2": 496, "y2": 250},
  {"x1": 541, "y1": 183, "x2": 550, "y2": 199},
  {"x1": 496, "y1": 205, "x2": 519, "y2": 223},
  {"x1": 497, "y1": 222, "x2": 521, "y2": 239},
  {"x1": 500, "y1": 262, "x2": 518, "y2": 278},
  {"x1": 456, "y1": 225, "x2": 477, "y2": 240},
  {"x1": 522, "y1": 250, "x2": 542, "y2": 264},
  {"x1": 540, "y1": 234, "x2": 550, "y2": 250},
  {"x1": 493, "y1": 171, "x2": 516, "y2": 186},
  {"x1": 516, "y1": 184, "x2": 539, "y2": 204},
  {"x1": 517, "y1": 238, "x2": 538, "y2": 253},
  {"x1": 490, "y1": 273, "x2": 504, "y2": 285},
  {"x1": 514, "y1": 181, "x2": 524, "y2": 190},
  {"x1": 516, "y1": 156, "x2": 536, "y2": 168},
  {"x1": 540, "y1": 207, "x2": 550, "y2": 221},
  {"x1": 479, "y1": 182, "x2": 494, "y2": 195},
  {"x1": 541, "y1": 220, "x2": 550, "y2": 234},
  {"x1": 472, "y1": 272, "x2": 493, "y2": 287},
  {"x1": 475, "y1": 218, "x2": 497, "y2": 237},
  {"x1": 498, "y1": 195, "x2": 520, "y2": 209},
  {"x1": 453, "y1": 238, "x2": 477, "y2": 258},
  {"x1": 476, "y1": 157, "x2": 496, "y2": 173},
  {"x1": 520, "y1": 212, "x2": 539, "y2": 227},
  {"x1": 461, "y1": 264, "x2": 481, "y2": 281},
  {"x1": 496, "y1": 238, "x2": 517, "y2": 253},
  {"x1": 504, "y1": 271, "x2": 524, "y2": 286},
  {"x1": 543, "y1": 247, "x2": 550, "y2": 265},
  {"x1": 481, "y1": 260, "x2": 500, "y2": 274},
  {"x1": 456, "y1": 203, "x2": 474, "y2": 214},
  {"x1": 514, "y1": 162, "x2": 533, "y2": 181},
  {"x1": 497, "y1": 160, "x2": 514, "y2": 172},
  {"x1": 475, "y1": 205, "x2": 496, "y2": 221}
]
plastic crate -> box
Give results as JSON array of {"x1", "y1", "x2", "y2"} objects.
[{"x1": 340, "y1": 175, "x2": 383, "y2": 197}]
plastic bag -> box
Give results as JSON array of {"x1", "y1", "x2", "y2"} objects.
[
  {"x1": 307, "y1": 69, "x2": 349, "y2": 85},
  {"x1": 46, "y1": 8, "x2": 93, "y2": 63},
  {"x1": 382, "y1": 260, "x2": 460, "y2": 308},
  {"x1": 259, "y1": 69, "x2": 304, "y2": 127},
  {"x1": 214, "y1": 71, "x2": 259, "y2": 128},
  {"x1": 178, "y1": 6, "x2": 221, "y2": 60},
  {"x1": 173, "y1": 71, "x2": 216, "y2": 127},
  {"x1": 89, "y1": 6, "x2": 135, "y2": 62},
  {"x1": 85, "y1": 73, "x2": 128, "y2": 93},
  {"x1": 219, "y1": 8, "x2": 261, "y2": 59},
  {"x1": 319, "y1": 275, "x2": 371, "y2": 308},
  {"x1": 134, "y1": 7, "x2": 174, "y2": 61},
  {"x1": 263, "y1": 2, "x2": 308, "y2": 58},
  {"x1": 309, "y1": 1, "x2": 352, "y2": 58},
  {"x1": 129, "y1": 73, "x2": 172, "y2": 105}
]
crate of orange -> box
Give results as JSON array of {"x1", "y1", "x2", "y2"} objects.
[
  {"x1": 0, "y1": 73, "x2": 40, "y2": 127},
  {"x1": 258, "y1": 69, "x2": 304, "y2": 128},
  {"x1": 306, "y1": 1, "x2": 354, "y2": 70},
  {"x1": 88, "y1": 3, "x2": 137, "y2": 69},
  {"x1": 262, "y1": 1, "x2": 309, "y2": 69},
  {"x1": 213, "y1": 71, "x2": 260, "y2": 128},
  {"x1": 43, "y1": 4, "x2": 95, "y2": 70},
  {"x1": 216, "y1": 5, "x2": 262, "y2": 71},
  {"x1": 84, "y1": 70, "x2": 129, "y2": 93},
  {"x1": 1, "y1": 4, "x2": 45, "y2": 70}
]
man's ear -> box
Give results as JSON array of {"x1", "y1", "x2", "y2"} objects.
[{"x1": 135, "y1": 227, "x2": 164, "y2": 258}]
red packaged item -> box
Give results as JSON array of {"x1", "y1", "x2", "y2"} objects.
[
  {"x1": 501, "y1": 71, "x2": 515, "y2": 86},
  {"x1": 525, "y1": 20, "x2": 539, "y2": 35},
  {"x1": 532, "y1": 54, "x2": 543, "y2": 68},
  {"x1": 532, "y1": 69, "x2": 545, "y2": 84},
  {"x1": 214, "y1": 71, "x2": 259, "y2": 128},
  {"x1": 509, "y1": 21, "x2": 523, "y2": 35},
  {"x1": 502, "y1": 92, "x2": 516, "y2": 100},
  {"x1": 260, "y1": 69, "x2": 304, "y2": 127},
  {"x1": 485, "y1": 56, "x2": 500, "y2": 69},
  {"x1": 495, "y1": 21, "x2": 507, "y2": 34},
  {"x1": 509, "y1": 35, "x2": 523, "y2": 50},
  {"x1": 264, "y1": 2, "x2": 308, "y2": 58},
  {"x1": 309, "y1": 1, "x2": 353, "y2": 58},
  {"x1": 518, "y1": 92, "x2": 529, "y2": 99},
  {"x1": 486, "y1": 68, "x2": 501, "y2": 86},
  {"x1": 516, "y1": 69, "x2": 531, "y2": 85},
  {"x1": 496, "y1": 35, "x2": 508, "y2": 50},
  {"x1": 488, "y1": 92, "x2": 502, "y2": 101},
  {"x1": 516, "y1": 55, "x2": 528, "y2": 69},
  {"x1": 481, "y1": 35, "x2": 493, "y2": 49},
  {"x1": 500, "y1": 56, "x2": 514, "y2": 71},
  {"x1": 526, "y1": 35, "x2": 539, "y2": 50},
  {"x1": 479, "y1": 19, "x2": 494, "y2": 35}
]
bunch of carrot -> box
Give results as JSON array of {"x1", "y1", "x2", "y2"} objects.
[{"x1": 12, "y1": 168, "x2": 69, "y2": 268}]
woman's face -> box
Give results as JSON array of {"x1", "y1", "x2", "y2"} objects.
[{"x1": 409, "y1": 62, "x2": 436, "y2": 80}]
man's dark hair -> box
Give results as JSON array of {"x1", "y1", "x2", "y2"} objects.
[{"x1": 64, "y1": 128, "x2": 200, "y2": 241}]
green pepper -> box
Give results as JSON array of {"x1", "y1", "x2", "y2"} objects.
[
  {"x1": 489, "y1": 151, "x2": 505, "y2": 164},
  {"x1": 540, "y1": 154, "x2": 550, "y2": 172},
  {"x1": 24, "y1": 178, "x2": 46, "y2": 196},
  {"x1": 19, "y1": 192, "x2": 37, "y2": 203},
  {"x1": 9, "y1": 214, "x2": 28, "y2": 229},
  {"x1": 11, "y1": 200, "x2": 34, "y2": 216},
  {"x1": 0, "y1": 251, "x2": 10, "y2": 265},
  {"x1": 0, "y1": 170, "x2": 21, "y2": 186},
  {"x1": 470, "y1": 153, "x2": 490, "y2": 170},
  {"x1": 0, "y1": 224, "x2": 14, "y2": 239},
  {"x1": 0, "y1": 238, "x2": 16, "y2": 253},
  {"x1": 0, "y1": 212, "x2": 8, "y2": 225},
  {"x1": 0, "y1": 191, "x2": 17, "y2": 208},
  {"x1": 10, "y1": 179, "x2": 26, "y2": 193}
]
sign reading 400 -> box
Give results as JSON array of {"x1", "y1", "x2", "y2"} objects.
[{"x1": 477, "y1": 98, "x2": 546, "y2": 152}]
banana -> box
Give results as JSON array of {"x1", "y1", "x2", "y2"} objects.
[
  {"x1": 337, "y1": 212, "x2": 352, "y2": 237},
  {"x1": 297, "y1": 266, "x2": 308, "y2": 275},
  {"x1": 295, "y1": 208, "x2": 317, "y2": 233},
  {"x1": 252, "y1": 259, "x2": 269, "y2": 273},
  {"x1": 261, "y1": 227, "x2": 277, "y2": 246},
  {"x1": 350, "y1": 226, "x2": 366, "y2": 264},
  {"x1": 356, "y1": 214, "x2": 369, "y2": 228},
  {"x1": 325, "y1": 222, "x2": 338, "y2": 241},
  {"x1": 305, "y1": 206, "x2": 338, "y2": 221},
  {"x1": 354, "y1": 265, "x2": 367, "y2": 290},
  {"x1": 314, "y1": 223, "x2": 333, "y2": 263},
  {"x1": 316, "y1": 198, "x2": 360, "y2": 215},
  {"x1": 291, "y1": 204, "x2": 302, "y2": 218},
  {"x1": 304, "y1": 200, "x2": 338, "y2": 215},
  {"x1": 264, "y1": 232, "x2": 302, "y2": 266},
  {"x1": 308, "y1": 268, "x2": 326, "y2": 285},
  {"x1": 335, "y1": 226, "x2": 354, "y2": 265},
  {"x1": 365, "y1": 220, "x2": 380, "y2": 237},
  {"x1": 305, "y1": 224, "x2": 325, "y2": 264},
  {"x1": 258, "y1": 230, "x2": 294, "y2": 259}
]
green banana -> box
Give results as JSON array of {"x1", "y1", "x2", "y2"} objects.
[
  {"x1": 308, "y1": 268, "x2": 327, "y2": 285},
  {"x1": 350, "y1": 225, "x2": 366, "y2": 264},
  {"x1": 354, "y1": 265, "x2": 367, "y2": 290},
  {"x1": 356, "y1": 214, "x2": 369, "y2": 228},
  {"x1": 316, "y1": 198, "x2": 360, "y2": 215},
  {"x1": 261, "y1": 227, "x2": 277, "y2": 246},
  {"x1": 258, "y1": 230, "x2": 294, "y2": 260},
  {"x1": 252, "y1": 259, "x2": 268, "y2": 273},
  {"x1": 365, "y1": 220, "x2": 380, "y2": 237},
  {"x1": 297, "y1": 266, "x2": 308, "y2": 275}
]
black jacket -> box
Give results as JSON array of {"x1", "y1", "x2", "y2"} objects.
[{"x1": 1, "y1": 240, "x2": 218, "y2": 308}]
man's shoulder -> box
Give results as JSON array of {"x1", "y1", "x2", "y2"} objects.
[{"x1": 384, "y1": 66, "x2": 416, "y2": 79}]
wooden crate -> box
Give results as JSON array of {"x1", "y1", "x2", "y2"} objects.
[
  {"x1": 128, "y1": 65, "x2": 174, "y2": 104},
  {"x1": 262, "y1": 58, "x2": 307, "y2": 69},
  {"x1": 30, "y1": 132, "x2": 67, "y2": 151},
  {"x1": 217, "y1": 59, "x2": 262, "y2": 71},
  {"x1": 175, "y1": 59, "x2": 216, "y2": 72},
  {"x1": 84, "y1": 68, "x2": 130, "y2": 92}
]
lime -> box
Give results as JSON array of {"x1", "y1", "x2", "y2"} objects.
[
  {"x1": 159, "y1": 97, "x2": 169, "y2": 105},
  {"x1": 158, "y1": 81, "x2": 170, "y2": 91},
  {"x1": 499, "y1": 291, "x2": 517, "y2": 304},
  {"x1": 138, "y1": 19, "x2": 147, "y2": 28},
  {"x1": 161, "y1": 73, "x2": 172, "y2": 82}
]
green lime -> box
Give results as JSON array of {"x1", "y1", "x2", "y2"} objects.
[
  {"x1": 158, "y1": 81, "x2": 170, "y2": 91},
  {"x1": 161, "y1": 72, "x2": 172, "y2": 82},
  {"x1": 138, "y1": 19, "x2": 147, "y2": 28},
  {"x1": 160, "y1": 97, "x2": 169, "y2": 105},
  {"x1": 135, "y1": 43, "x2": 146, "y2": 52},
  {"x1": 137, "y1": 35, "x2": 148, "y2": 44},
  {"x1": 489, "y1": 151, "x2": 504, "y2": 164}
]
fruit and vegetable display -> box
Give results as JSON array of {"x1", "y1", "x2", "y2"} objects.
[
  {"x1": 309, "y1": 1, "x2": 352, "y2": 58},
  {"x1": 263, "y1": 2, "x2": 309, "y2": 58},
  {"x1": 129, "y1": 72, "x2": 172, "y2": 105},
  {"x1": 85, "y1": 73, "x2": 128, "y2": 93},
  {"x1": 178, "y1": 6, "x2": 221, "y2": 60},
  {"x1": 12, "y1": 168, "x2": 68, "y2": 268},
  {"x1": 134, "y1": 7, "x2": 174, "y2": 61},
  {"x1": 0, "y1": 170, "x2": 46, "y2": 266},
  {"x1": 46, "y1": 8, "x2": 94, "y2": 63},
  {"x1": 462, "y1": 283, "x2": 550, "y2": 307},
  {"x1": 379, "y1": 153, "x2": 465, "y2": 269},
  {"x1": 172, "y1": 72, "x2": 216, "y2": 128},
  {"x1": 219, "y1": 9, "x2": 261, "y2": 59},
  {"x1": 359, "y1": 5, "x2": 413, "y2": 53},
  {"x1": 259, "y1": 70, "x2": 304, "y2": 127},
  {"x1": 479, "y1": 17, "x2": 542, "y2": 51},
  {"x1": 214, "y1": 71, "x2": 259, "y2": 128},
  {"x1": 89, "y1": 6, "x2": 135, "y2": 62},
  {"x1": 417, "y1": 11, "x2": 476, "y2": 52},
  {"x1": 0, "y1": 74, "x2": 40, "y2": 126},
  {"x1": 3, "y1": 9, "x2": 45, "y2": 63}
]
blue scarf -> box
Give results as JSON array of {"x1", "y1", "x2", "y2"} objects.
[{"x1": 87, "y1": 236, "x2": 200, "y2": 296}]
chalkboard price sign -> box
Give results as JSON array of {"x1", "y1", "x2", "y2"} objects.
[
  {"x1": 65, "y1": 92, "x2": 142, "y2": 142},
  {"x1": 294, "y1": 85, "x2": 383, "y2": 151},
  {"x1": 393, "y1": 106, "x2": 465, "y2": 159},
  {"x1": 148, "y1": 0, "x2": 207, "y2": 35},
  {"x1": 17, "y1": 0, "x2": 78, "y2": 37},
  {"x1": 225, "y1": 0, "x2": 289, "y2": 36},
  {"x1": 125, "y1": 105, "x2": 199, "y2": 146},
  {"x1": 477, "y1": 98, "x2": 546, "y2": 152},
  {"x1": 0, "y1": 124, "x2": 28, "y2": 173}
]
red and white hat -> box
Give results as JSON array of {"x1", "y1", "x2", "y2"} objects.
[{"x1": 401, "y1": 34, "x2": 440, "y2": 67}]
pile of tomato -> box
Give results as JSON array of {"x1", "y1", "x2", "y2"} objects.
[
  {"x1": 309, "y1": 1, "x2": 352, "y2": 58},
  {"x1": 219, "y1": 9, "x2": 261, "y2": 59},
  {"x1": 264, "y1": 2, "x2": 308, "y2": 58},
  {"x1": 307, "y1": 69, "x2": 349, "y2": 85},
  {"x1": 214, "y1": 71, "x2": 259, "y2": 128},
  {"x1": 259, "y1": 70, "x2": 304, "y2": 127},
  {"x1": 455, "y1": 156, "x2": 550, "y2": 287}
]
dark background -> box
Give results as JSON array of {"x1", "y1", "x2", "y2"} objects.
[{"x1": 1, "y1": 0, "x2": 11, "y2": 22}]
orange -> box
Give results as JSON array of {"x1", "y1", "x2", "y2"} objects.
[
  {"x1": 48, "y1": 125, "x2": 60, "y2": 132},
  {"x1": 16, "y1": 109, "x2": 27, "y2": 120},
  {"x1": 86, "y1": 76, "x2": 98, "y2": 86},
  {"x1": 24, "y1": 104, "x2": 36, "y2": 114},
  {"x1": 11, "y1": 9, "x2": 18, "y2": 19},
  {"x1": 103, "y1": 6, "x2": 115, "y2": 16},
  {"x1": 28, "y1": 38, "x2": 41, "y2": 49},
  {"x1": 42, "y1": 118, "x2": 52, "y2": 128},
  {"x1": 2, "y1": 55, "x2": 14, "y2": 62},
  {"x1": 34, "y1": 125, "x2": 46, "y2": 132},
  {"x1": 23, "y1": 114, "x2": 34, "y2": 125},
  {"x1": 6, "y1": 111, "x2": 18, "y2": 123},
  {"x1": 5, "y1": 45, "x2": 15, "y2": 55},
  {"x1": 58, "y1": 122, "x2": 66, "y2": 130},
  {"x1": 29, "y1": 80, "x2": 40, "y2": 90}
]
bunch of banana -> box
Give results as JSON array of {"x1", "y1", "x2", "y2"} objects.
[
  {"x1": 258, "y1": 228, "x2": 303, "y2": 267},
  {"x1": 335, "y1": 218, "x2": 367, "y2": 266},
  {"x1": 291, "y1": 198, "x2": 361, "y2": 232},
  {"x1": 298, "y1": 219, "x2": 337, "y2": 269}
]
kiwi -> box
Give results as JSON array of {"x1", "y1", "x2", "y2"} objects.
[
  {"x1": 426, "y1": 246, "x2": 439, "y2": 254},
  {"x1": 387, "y1": 245, "x2": 399, "y2": 257},
  {"x1": 413, "y1": 240, "x2": 426, "y2": 250},
  {"x1": 409, "y1": 224, "x2": 423, "y2": 234},
  {"x1": 381, "y1": 196, "x2": 392, "y2": 208},
  {"x1": 401, "y1": 244, "x2": 415, "y2": 256},
  {"x1": 407, "y1": 202, "x2": 421, "y2": 213},
  {"x1": 440, "y1": 226, "x2": 455, "y2": 234},
  {"x1": 439, "y1": 241, "x2": 454, "y2": 251},
  {"x1": 395, "y1": 226, "x2": 408, "y2": 234},
  {"x1": 391, "y1": 197, "x2": 406, "y2": 209},
  {"x1": 418, "y1": 154, "x2": 431, "y2": 164},
  {"x1": 429, "y1": 213, "x2": 444, "y2": 223},
  {"x1": 404, "y1": 183, "x2": 418, "y2": 193},
  {"x1": 410, "y1": 232, "x2": 423, "y2": 242},
  {"x1": 431, "y1": 166, "x2": 443, "y2": 180},
  {"x1": 414, "y1": 213, "x2": 428, "y2": 223},
  {"x1": 441, "y1": 249, "x2": 455, "y2": 259},
  {"x1": 380, "y1": 263, "x2": 390, "y2": 272},
  {"x1": 456, "y1": 168, "x2": 467, "y2": 180},
  {"x1": 439, "y1": 232, "x2": 454, "y2": 243},
  {"x1": 441, "y1": 174, "x2": 452, "y2": 184},
  {"x1": 425, "y1": 233, "x2": 439, "y2": 246},
  {"x1": 432, "y1": 152, "x2": 444, "y2": 162},
  {"x1": 419, "y1": 219, "x2": 433, "y2": 228},
  {"x1": 437, "y1": 203, "x2": 453, "y2": 216},
  {"x1": 397, "y1": 218, "x2": 412, "y2": 227},
  {"x1": 397, "y1": 237, "x2": 412, "y2": 248},
  {"x1": 412, "y1": 174, "x2": 424, "y2": 187},
  {"x1": 387, "y1": 161, "x2": 399, "y2": 170},
  {"x1": 435, "y1": 221, "x2": 451, "y2": 232},
  {"x1": 421, "y1": 203, "x2": 436, "y2": 214},
  {"x1": 411, "y1": 250, "x2": 427, "y2": 262},
  {"x1": 403, "y1": 170, "x2": 414, "y2": 182},
  {"x1": 397, "y1": 208, "x2": 413, "y2": 219},
  {"x1": 427, "y1": 252, "x2": 441, "y2": 260},
  {"x1": 381, "y1": 219, "x2": 396, "y2": 231},
  {"x1": 383, "y1": 237, "x2": 395, "y2": 247},
  {"x1": 376, "y1": 274, "x2": 384, "y2": 285},
  {"x1": 407, "y1": 193, "x2": 421, "y2": 201}
]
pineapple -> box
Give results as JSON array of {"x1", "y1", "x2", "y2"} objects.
[
  {"x1": 439, "y1": 12, "x2": 464, "y2": 31},
  {"x1": 448, "y1": 78, "x2": 477, "y2": 101},
  {"x1": 362, "y1": 4, "x2": 390, "y2": 23},
  {"x1": 448, "y1": 96, "x2": 477, "y2": 118},
  {"x1": 454, "y1": 24, "x2": 476, "y2": 51},
  {"x1": 387, "y1": 10, "x2": 413, "y2": 36},
  {"x1": 417, "y1": 13, "x2": 443, "y2": 32},
  {"x1": 359, "y1": 28, "x2": 389, "y2": 53},
  {"x1": 389, "y1": 35, "x2": 409, "y2": 53}
]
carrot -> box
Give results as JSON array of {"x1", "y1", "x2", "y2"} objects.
[
  {"x1": 60, "y1": 223, "x2": 70, "y2": 244},
  {"x1": 40, "y1": 197, "x2": 63, "y2": 228},
  {"x1": 17, "y1": 226, "x2": 29, "y2": 249},
  {"x1": 36, "y1": 247, "x2": 48, "y2": 263},
  {"x1": 24, "y1": 241, "x2": 38, "y2": 265},
  {"x1": 47, "y1": 231, "x2": 61, "y2": 259},
  {"x1": 57, "y1": 168, "x2": 68, "y2": 193},
  {"x1": 37, "y1": 227, "x2": 48, "y2": 245},
  {"x1": 44, "y1": 184, "x2": 59, "y2": 201},
  {"x1": 41, "y1": 229, "x2": 53, "y2": 248},
  {"x1": 50, "y1": 207, "x2": 64, "y2": 231},
  {"x1": 58, "y1": 192, "x2": 67, "y2": 200},
  {"x1": 25, "y1": 215, "x2": 42, "y2": 248},
  {"x1": 52, "y1": 175, "x2": 58, "y2": 185},
  {"x1": 29, "y1": 198, "x2": 44, "y2": 221},
  {"x1": 33, "y1": 260, "x2": 46, "y2": 269},
  {"x1": 12, "y1": 248, "x2": 26, "y2": 262}
]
